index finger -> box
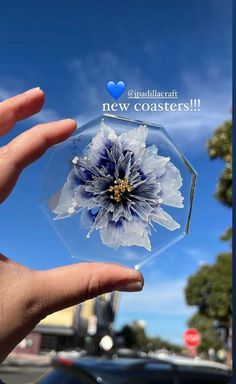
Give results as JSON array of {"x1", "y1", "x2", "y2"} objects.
[
  {"x1": 0, "y1": 87, "x2": 45, "y2": 137},
  {"x1": 0, "y1": 119, "x2": 77, "y2": 203}
]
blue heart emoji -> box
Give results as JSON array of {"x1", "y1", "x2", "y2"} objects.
[{"x1": 106, "y1": 81, "x2": 126, "y2": 100}]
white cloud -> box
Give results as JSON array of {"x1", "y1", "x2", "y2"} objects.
[
  {"x1": 69, "y1": 52, "x2": 231, "y2": 149},
  {"x1": 1, "y1": 52, "x2": 231, "y2": 150},
  {"x1": 69, "y1": 51, "x2": 147, "y2": 122},
  {"x1": 116, "y1": 277, "x2": 196, "y2": 342},
  {"x1": 127, "y1": 70, "x2": 231, "y2": 147},
  {"x1": 118, "y1": 278, "x2": 195, "y2": 317},
  {"x1": 183, "y1": 247, "x2": 208, "y2": 262}
]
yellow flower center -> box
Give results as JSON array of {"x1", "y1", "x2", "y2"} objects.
[{"x1": 108, "y1": 178, "x2": 132, "y2": 203}]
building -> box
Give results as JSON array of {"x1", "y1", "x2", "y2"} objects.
[{"x1": 13, "y1": 292, "x2": 119, "y2": 354}]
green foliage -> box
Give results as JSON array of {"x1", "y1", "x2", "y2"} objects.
[
  {"x1": 147, "y1": 337, "x2": 182, "y2": 353},
  {"x1": 208, "y1": 253, "x2": 232, "y2": 321},
  {"x1": 119, "y1": 322, "x2": 182, "y2": 353},
  {"x1": 119, "y1": 322, "x2": 148, "y2": 351},
  {"x1": 185, "y1": 116, "x2": 232, "y2": 355},
  {"x1": 207, "y1": 118, "x2": 232, "y2": 207},
  {"x1": 185, "y1": 265, "x2": 212, "y2": 314},
  {"x1": 220, "y1": 227, "x2": 232, "y2": 242},
  {"x1": 119, "y1": 324, "x2": 137, "y2": 348},
  {"x1": 187, "y1": 313, "x2": 223, "y2": 353},
  {"x1": 185, "y1": 253, "x2": 232, "y2": 322}
]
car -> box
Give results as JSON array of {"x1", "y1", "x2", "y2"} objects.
[{"x1": 37, "y1": 354, "x2": 231, "y2": 384}]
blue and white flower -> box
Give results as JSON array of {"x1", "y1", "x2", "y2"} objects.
[{"x1": 50, "y1": 120, "x2": 184, "y2": 251}]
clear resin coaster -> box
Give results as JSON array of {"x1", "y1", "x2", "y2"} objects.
[{"x1": 39, "y1": 114, "x2": 197, "y2": 269}]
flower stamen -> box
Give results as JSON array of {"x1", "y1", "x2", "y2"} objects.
[{"x1": 108, "y1": 178, "x2": 132, "y2": 203}]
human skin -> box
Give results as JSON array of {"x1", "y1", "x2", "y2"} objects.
[{"x1": 0, "y1": 87, "x2": 143, "y2": 362}]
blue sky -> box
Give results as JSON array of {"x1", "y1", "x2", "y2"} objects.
[{"x1": 0, "y1": 0, "x2": 232, "y2": 344}]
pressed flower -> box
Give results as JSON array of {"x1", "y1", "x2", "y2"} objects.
[{"x1": 50, "y1": 120, "x2": 184, "y2": 251}]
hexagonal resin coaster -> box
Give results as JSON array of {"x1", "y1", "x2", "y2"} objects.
[{"x1": 39, "y1": 114, "x2": 197, "y2": 269}]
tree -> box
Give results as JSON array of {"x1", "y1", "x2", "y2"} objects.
[
  {"x1": 207, "y1": 117, "x2": 232, "y2": 207},
  {"x1": 119, "y1": 321, "x2": 148, "y2": 351},
  {"x1": 119, "y1": 324, "x2": 138, "y2": 348},
  {"x1": 220, "y1": 227, "x2": 232, "y2": 243},
  {"x1": 185, "y1": 253, "x2": 232, "y2": 323},
  {"x1": 185, "y1": 115, "x2": 232, "y2": 356},
  {"x1": 185, "y1": 264, "x2": 212, "y2": 315},
  {"x1": 187, "y1": 313, "x2": 222, "y2": 353},
  {"x1": 147, "y1": 337, "x2": 182, "y2": 354},
  {"x1": 119, "y1": 322, "x2": 182, "y2": 353},
  {"x1": 208, "y1": 253, "x2": 232, "y2": 321}
]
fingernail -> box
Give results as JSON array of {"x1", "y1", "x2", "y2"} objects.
[
  {"x1": 58, "y1": 118, "x2": 77, "y2": 126},
  {"x1": 24, "y1": 87, "x2": 41, "y2": 95},
  {"x1": 116, "y1": 281, "x2": 143, "y2": 292}
]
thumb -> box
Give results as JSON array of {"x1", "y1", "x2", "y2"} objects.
[
  {"x1": 34, "y1": 262, "x2": 144, "y2": 317},
  {"x1": 0, "y1": 262, "x2": 143, "y2": 362}
]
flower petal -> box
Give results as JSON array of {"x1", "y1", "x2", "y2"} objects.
[
  {"x1": 115, "y1": 151, "x2": 132, "y2": 179},
  {"x1": 109, "y1": 139, "x2": 123, "y2": 163},
  {"x1": 132, "y1": 176, "x2": 161, "y2": 203},
  {"x1": 100, "y1": 217, "x2": 151, "y2": 250},
  {"x1": 160, "y1": 162, "x2": 184, "y2": 208},
  {"x1": 112, "y1": 202, "x2": 133, "y2": 222},
  {"x1": 141, "y1": 145, "x2": 170, "y2": 178},
  {"x1": 74, "y1": 185, "x2": 98, "y2": 209},
  {"x1": 80, "y1": 208, "x2": 98, "y2": 229},
  {"x1": 161, "y1": 191, "x2": 184, "y2": 208},
  {"x1": 87, "y1": 203, "x2": 113, "y2": 237},
  {"x1": 161, "y1": 161, "x2": 183, "y2": 190},
  {"x1": 150, "y1": 206, "x2": 180, "y2": 230},
  {"x1": 50, "y1": 171, "x2": 79, "y2": 219},
  {"x1": 85, "y1": 176, "x2": 112, "y2": 196},
  {"x1": 131, "y1": 201, "x2": 153, "y2": 221},
  {"x1": 119, "y1": 125, "x2": 148, "y2": 157},
  {"x1": 85, "y1": 120, "x2": 118, "y2": 165}
]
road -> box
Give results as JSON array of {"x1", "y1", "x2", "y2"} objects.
[{"x1": 0, "y1": 366, "x2": 50, "y2": 384}]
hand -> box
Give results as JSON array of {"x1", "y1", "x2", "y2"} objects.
[{"x1": 0, "y1": 88, "x2": 143, "y2": 362}]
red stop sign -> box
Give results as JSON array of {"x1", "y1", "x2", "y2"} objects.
[{"x1": 184, "y1": 328, "x2": 201, "y2": 348}]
